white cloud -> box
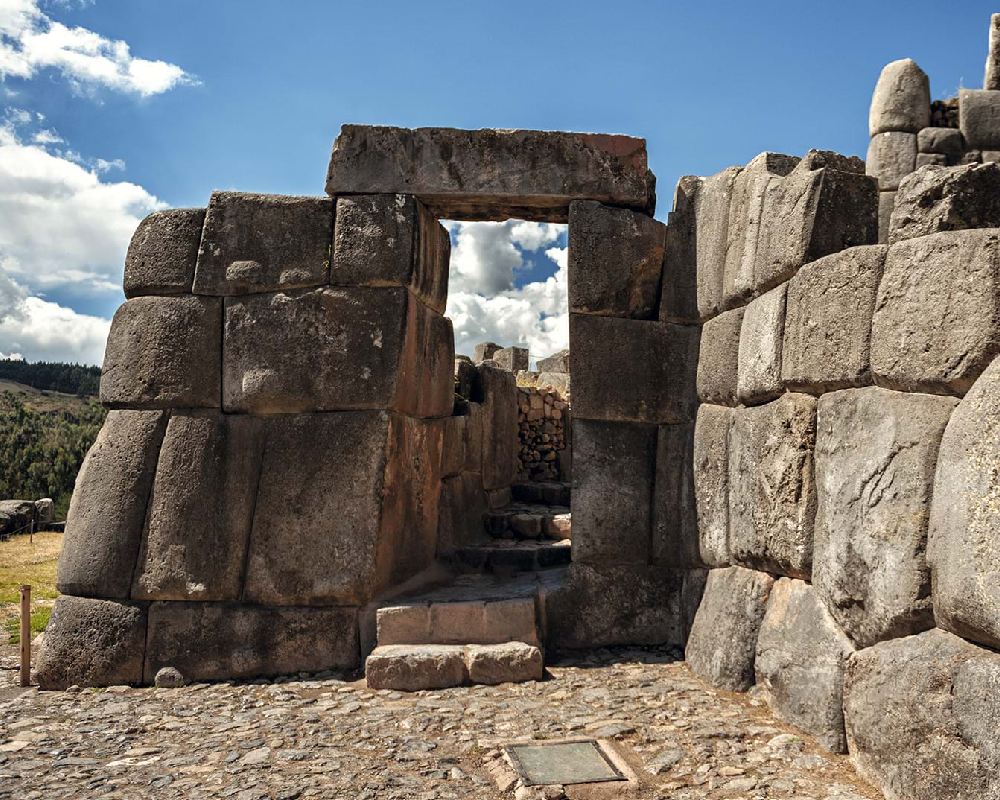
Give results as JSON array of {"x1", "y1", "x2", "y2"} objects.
[
  {"x1": 0, "y1": 0, "x2": 197, "y2": 96},
  {"x1": 0, "y1": 288, "x2": 110, "y2": 365}
]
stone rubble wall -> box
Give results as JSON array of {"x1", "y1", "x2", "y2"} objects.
[
  {"x1": 684, "y1": 143, "x2": 1000, "y2": 799},
  {"x1": 516, "y1": 386, "x2": 570, "y2": 482}
]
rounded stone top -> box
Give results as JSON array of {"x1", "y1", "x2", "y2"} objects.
[{"x1": 869, "y1": 58, "x2": 931, "y2": 137}]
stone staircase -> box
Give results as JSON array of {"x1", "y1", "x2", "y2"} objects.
[{"x1": 365, "y1": 481, "x2": 572, "y2": 691}]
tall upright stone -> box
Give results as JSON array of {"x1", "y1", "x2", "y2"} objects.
[
  {"x1": 869, "y1": 58, "x2": 931, "y2": 136},
  {"x1": 694, "y1": 167, "x2": 741, "y2": 319},
  {"x1": 987, "y1": 13, "x2": 1000, "y2": 91}
]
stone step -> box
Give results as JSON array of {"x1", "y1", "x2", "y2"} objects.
[
  {"x1": 453, "y1": 539, "x2": 571, "y2": 573},
  {"x1": 376, "y1": 593, "x2": 540, "y2": 648},
  {"x1": 365, "y1": 642, "x2": 543, "y2": 691},
  {"x1": 511, "y1": 481, "x2": 572, "y2": 506},
  {"x1": 484, "y1": 504, "x2": 571, "y2": 540}
]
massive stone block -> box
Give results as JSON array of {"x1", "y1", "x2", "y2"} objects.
[
  {"x1": 325, "y1": 125, "x2": 656, "y2": 222},
  {"x1": 193, "y1": 192, "x2": 332, "y2": 296},
  {"x1": 814, "y1": 388, "x2": 955, "y2": 649},
  {"x1": 843, "y1": 629, "x2": 1000, "y2": 800},
  {"x1": 331, "y1": 194, "x2": 449, "y2": 314},
  {"x1": 781, "y1": 245, "x2": 887, "y2": 393},
  {"x1": 928, "y1": 358, "x2": 1000, "y2": 650},
  {"x1": 475, "y1": 364, "x2": 518, "y2": 490},
  {"x1": 536, "y1": 349, "x2": 569, "y2": 373},
  {"x1": 572, "y1": 418, "x2": 656, "y2": 565},
  {"x1": 224, "y1": 286, "x2": 453, "y2": 417},
  {"x1": 242, "y1": 412, "x2": 442, "y2": 606},
  {"x1": 568, "y1": 200, "x2": 665, "y2": 319},
  {"x1": 729, "y1": 394, "x2": 816, "y2": 579},
  {"x1": 693, "y1": 167, "x2": 742, "y2": 319},
  {"x1": 755, "y1": 578, "x2": 855, "y2": 753},
  {"x1": 693, "y1": 404, "x2": 732, "y2": 567},
  {"x1": 57, "y1": 410, "x2": 168, "y2": 599},
  {"x1": 723, "y1": 152, "x2": 799, "y2": 307},
  {"x1": 987, "y1": 13, "x2": 1000, "y2": 91},
  {"x1": 867, "y1": 132, "x2": 917, "y2": 191},
  {"x1": 696, "y1": 307, "x2": 742, "y2": 406},
  {"x1": 437, "y1": 472, "x2": 488, "y2": 555},
  {"x1": 131, "y1": 412, "x2": 266, "y2": 602},
  {"x1": 917, "y1": 126, "x2": 964, "y2": 156},
  {"x1": 889, "y1": 162, "x2": 1000, "y2": 244},
  {"x1": 869, "y1": 58, "x2": 931, "y2": 136},
  {"x1": 877, "y1": 191, "x2": 894, "y2": 244},
  {"x1": 651, "y1": 422, "x2": 699, "y2": 567},
  {"x1": 736, "y1": 283, "x2": 786, "y2": 405},
  {"x1": 959, "y1": 88, "x2": 1000, "y2": 150},
  {"x1": 100, "y1": 296, "x2": 222, "y2": 409},
  {"x1": 494, "y1": 346, "x2": 528, "y2": 373},
  {"x1": 546, "y1": 564, "x2": 706, "y2": 649},
  {"x1": 145, "y1": 602, "x2": 360, "y2": 683},
  {"x1": 686, "y1": 566, "x2": 774, "y2": 692},
  {"x1": 659, "y1": 176, "x2": 700, "y2": 323},
  {"x1": 124, "y1": 208, "x2": 204, "y2": 298},
  {"x1": 570, "y1": 313, "x2": 699, "y2": 425},
  {"x1": 871, "y1": 229, "x2": 1000, "y2": 394}
]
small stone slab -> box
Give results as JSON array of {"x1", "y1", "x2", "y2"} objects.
[
  {"x1": 697, "y1": 307, "x2": 743, "y2": 406},
  {"x1": 325, "y1": 125, "x2": 655, "y2": 222},
  {"x1": 505, "y1": 741, "x2": 625, "y2": 786}
]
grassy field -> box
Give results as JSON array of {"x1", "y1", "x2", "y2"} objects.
[
  {"x1": 0, "y1": 530, "x2": 61, "y2": 644},
  {"x1": 0, "y1": 379, "x2": 95, "y2": 416}
]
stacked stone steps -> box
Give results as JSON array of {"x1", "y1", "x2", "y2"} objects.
[
  {"x1": 511, "y1": 480, "x2": 572, "y2": 506},
  {"x1": 365, "y1": 571, "x2": 565, "y2": 691},
  {"x1": 483, "y1": 502, "x2": 571, "y2": 540}
]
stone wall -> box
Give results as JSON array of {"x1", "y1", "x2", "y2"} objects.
[
  {"x1": 684, "y1": 148, "x2": 1000, "y2": 798},
  {"x1": 516, "y1": 386, "x2": 570, "y2": 482}
]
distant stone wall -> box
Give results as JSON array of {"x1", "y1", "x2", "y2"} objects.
[{"x1": 516, "y1": 386, "x2": 570, "y2": 482}]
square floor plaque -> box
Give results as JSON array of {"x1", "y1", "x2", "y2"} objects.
[{"x1": 505, "y1": 740, "x2": 626, "y2": 786}]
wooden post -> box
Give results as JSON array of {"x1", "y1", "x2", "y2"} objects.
[
  {"x1": 29, "y1": 518, "x2": 34, "y2": 544},
  {"x1": 19, "y1": 585, "x2": 30, "y2": 687}
]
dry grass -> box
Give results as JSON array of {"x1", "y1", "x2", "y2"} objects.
[{"x1": 0, "y1": 530, "x2": 62, "y2": 644}]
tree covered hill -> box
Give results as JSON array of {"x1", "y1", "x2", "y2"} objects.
[{"x1": 0, "y1": 359, "x2": 101, "y2": 398}]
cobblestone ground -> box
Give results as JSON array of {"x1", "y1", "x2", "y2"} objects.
[{"x1": 0, "y1": 645, "x2": 882, "y2": 800}]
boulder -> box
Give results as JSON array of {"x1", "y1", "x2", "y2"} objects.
[
  {"x1": 755, "y1": 578, "x2": 854, "y2": 753},
  {"x1": 869, "y1": 58, "x2": 931, "y2": 136},
  {"x1": 889, "y1": 162, "x2": 1000, "y2": 244},
  {"x1": 57, "y1": 410, "x2": 168, "y2": 598},
  {"x1": 570, "y1": 313, "x2": 699, "y2": 425},
  {"x1": 686, "y1": 566, "x2": 774, "y2": 692},
  {"x1": 929, "y1": 357, "x2": 1000, "y2": 649},
  {"x1": 781, "y1": 245, "x2": 887, "y2": 393},
  {"x1": 193, "y1": 192, "x2": 333, "y2": 295},
  {"x1": 0, "y1": 500, "x2": 35, "y2": 537},
  {"x1": 814, "y1": 388, "x2": 955, "y2": 648},
  {"x1": 568, "y1": 199, "x2": 665, "y2": 319},
  {"x1": 729, "y1": 394, "x2": 816, "y2": 579},
  {"x1": 34, "y1": 596, "x2": 147, "y2": 689},
  {"x1": 694, "y1": 167, "x2": 741, "y2": 319},
  {"x1": 331, "y1": 193, "x2": 449, "y2": 314},
  {"x1": 145, "y1": 602, "x2": 359, "y2": 683},
  {"x1": 223, "y1": 286, "x2": 454, "y2": 417},
  {"x1": 464, "y1": 642, "x2": 544, "y2": 685},
  {"x1": 100, "y1": 296, "x2": 222, "y2": 409},
  {"x1": 697, "y1": 307, "x2": 743, "y2": 406},
  {"x1": 917, "y1": 126, "x2": 964, "y2": 156},
  {"x1": 871, "y1": 229, "x2": 1000, "y2": 394},
  {"x1": 123, "y1": 208, "x2": 204, "y2": 298},
  {"x1": 572, "y1": 418, "x2": 656, "y2": 565},
  {"x1": 325, "y1": 125, "x2": 656, "y2": 222},
  {"x1": 843, "y1": 628, "x2": 1000, "y2": 800},
  {"x1": 959, "y1": 88, "x2": 1000, "y2": 150},
  {"x1": 736, "y1": 283, "x2": 786, "y2": 405},
  {"x1": 33, "y1": 498, "x2": 53, "y2": 525},
  {"x1": 242, "y1": 412, "x2": 442, "y2": 606},
  {"x1": 659, "y1": 177, "x2": 700, "y2": 323},
  {"x1": 536, "y1": 349, "x2": 569, "y2": 373},
  {"x1": 131, "y1": 412, "x2": 266, "y2": 602},
  {"x1": 651, "y1": 422, "x2": 699, "y2": 567},
  {"x1": 693, "y1": 405, "x2": 733, "y2": 567}
]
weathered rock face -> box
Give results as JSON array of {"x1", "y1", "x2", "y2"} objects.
[
  {"x1": 124, "y1": 208, "x2": 204, "y2": 298},
  {"x1": 986, "y1": 13, "x2": 1000, "y2": 91},
  {"x1": 325, "y1": 125, "x2": 656, "y2": 222},
  {"x1": 843, "y1": 629, "x2": 1000, "y2": 800},
  {"x1": 494, "y1": 346, "x2": 528, "y2": 374},
  {"x1": 867, "y1": 132, "x2": 918, "y2": 191},
  {"x1": 869, "y1": 58, "x2": 931, "y2": 136},
  {"x1": 917, "y1": 126, "x2": 965, "y2": 157},
  {"x1": 100, "y1": 296, "x2": 222, "y2": 409},
  {"x1": 877, "y1": 191, "x2": 895, "y2": 244},
  {"x1": 814, "y1": 388, "x2": 955, "y2": 649},
  {"x1": 959, "y1": 88, "x2": 1000, "y2": 151},
  {"x1": 0, "y1": 500, "x2": 35, "y2": 538},
  {"x1": 331, "y1": 194, "x2": 450, "y2": 314},
  {"x1": 365, "y1": 645, "x2": 467, "y2": 691},
  {"x1": 223, "y1": 287, "x2": 453, "y2": 417},
  {"x1": 476, "y1": 364, "x2": 518, "y2": 490},
  {"x1": 570, "y1": 313, "x2": 699, "y2": 425},
  {"x1": 194, "y1": 192, "x2": 333, "y2": 295},
  {"x1": 436, "y1": 472, "x2": 488, "y2": 555},
  {"x1": 473, "y1": 342, "x2": 500, "y2": 364},
  {"x1": 686, "y1": 566, "x2": 774, "y2": 692},
  {"x1": 464, "y1": 642, "x2": 543, "y2": 686},
  {"x1": 889, "y1": 162, "x2": 1000, "y2": 244},
  {"x1": 568, "y1": 200, "x2": 665, "y2": 319},
  {"x1": 131, "y1": 412, "x2": 266, "y2": 602},
  {"x1": 144, "y1": 602, "x2": 359, "y2": 683},
  {"x1": 35, "y1": 596, "x2": 147, "y2": 689},
  {"x1": 535, "y1": 349, "x2": 569, "y2": 373},
  {"x1": 729, "y1": 394, "x2": 817, "y2": 579},
  {"x1": 755, "y1": 578, "x2": 855, "y2": 753},
  {"x1": 781, "y1": 245, "x2": 886, "y2": 394},
  {"x1": 242, "y1": 412, "x2": 442, "y2": 606},
  {"x1": 694, "y1": 167, "x2": 741, "y2": 319},
  {"x1": 871, "y1": 229, "x2": 1000, "y2": 395},
  {"x1": 929, "y1": 358, "x2": 1000, "y2": 650},
  {"x1": 572, "y1": 418, "x2": 656, "y2": 565},
  {"x1": 736, "y1": 284, "x2": 786, "y2": 405},
  {"x1": 651, "y1": 422, "x2": 699, "y2": 567},
  {"x1": 58, "y1": 410, "x2": 168, "y2": 599},
  {"x1": 693, "y1": 405, "x2": 732, "y2": 567},
  {"x1": 697, "y1": 307, "x2": 743, "y2": 406},
  {"x1": 659, "y1": 176, "x2": 699, "y2": 323}
]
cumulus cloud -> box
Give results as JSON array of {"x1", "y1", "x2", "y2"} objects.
[
  {"x1": 0, "y1": 284, "x2": 110, "y2": 365},
  {"x1": 0, "y1": 0, "x2": 197, "y2": 96}
]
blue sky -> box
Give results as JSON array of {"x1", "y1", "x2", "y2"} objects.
[{"x1": 1, "y1": 0, "x2": 998, "y2": 363}]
